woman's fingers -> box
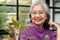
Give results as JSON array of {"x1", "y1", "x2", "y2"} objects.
[{"x1": 49, "y1": 21, "x2": 60, "y2": 29}]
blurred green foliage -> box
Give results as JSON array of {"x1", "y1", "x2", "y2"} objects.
[
  {"x1": 19, "y1": 0, "x2": 31, "y2": 5},
  {"x1": 19, "y1": 7, "x2": 30, "y2": 25},
  {"x1": 0, "y1": 13, "x2": 8, "y2": 29},
  {"x1": 0, "y1": 0, "x2": 31, "y2": 39},
  {"x1": 20, "y1": 7, "x2": 30, "y2": 13},
  {"x1": 19, "y1": 13, "x2": 29, "y2": 25},
  {"x1": 0, "y1": 6, "x2": 16, "y2": 13}
]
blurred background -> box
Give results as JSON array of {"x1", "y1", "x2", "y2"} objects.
[{"x1": 0, "y1": 0, "x2": 60, "y2": 40}]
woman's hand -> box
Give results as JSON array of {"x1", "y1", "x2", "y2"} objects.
[
  {"x1": 49, "y1": 21, "x2": 60, "y2": 40},
  {"x1": 49, "y1": 21, "x2": 60, "y2": 29},
  {"x1": 9, "y1": 20, "x2": 19, "y2": 35}
]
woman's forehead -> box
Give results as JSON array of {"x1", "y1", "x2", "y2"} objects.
[
  {"x1": 32, "y1": 5, "x2": 45, "y2": 11},
  {"x1": 32, "y1": 5, "x2": 44, "y2": 9}
]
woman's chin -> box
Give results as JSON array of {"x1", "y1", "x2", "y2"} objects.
[{"x1": 34, "y1": 22, "x2": 42, "y2": 25}]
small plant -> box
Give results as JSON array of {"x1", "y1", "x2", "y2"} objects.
[{"x1": 9, "y1": 17, "x2": 29, "y2": 40}]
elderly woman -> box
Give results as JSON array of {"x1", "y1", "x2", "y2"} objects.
[{"x1": 20, "y1": 2, "x2": 60, "y2": 40}]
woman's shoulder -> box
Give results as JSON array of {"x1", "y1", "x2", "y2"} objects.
[{"x1": 45, "y1": 29, "x2": 55, "y2": 34}]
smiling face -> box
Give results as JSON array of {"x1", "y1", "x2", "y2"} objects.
[{"x1": 31, "y1": 5, "x2": 47, "y2": 26}]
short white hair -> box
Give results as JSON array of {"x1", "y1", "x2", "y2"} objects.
[{"x1": 29, "y1": 1, "x2": 50, "y2": 15}]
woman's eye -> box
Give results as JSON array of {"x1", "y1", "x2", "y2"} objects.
[
  {"x1": 39, "y1": 12, "x2": 43, "y2": 14},
  {"x1": 32, "y1": 12, "x2": 36, "y2": 14},
  {"x1": 39, "y1": 12, "x2": 43, "y2": 13}
]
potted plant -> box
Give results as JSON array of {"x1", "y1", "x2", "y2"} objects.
[{"x1": 8, "y1": 17, "x2": 29, "y2": 40}]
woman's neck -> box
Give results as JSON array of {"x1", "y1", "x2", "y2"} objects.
[{"x1": 31, "y1": 23, "x2": 43, "y2": 29}]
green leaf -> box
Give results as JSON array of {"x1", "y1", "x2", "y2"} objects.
[
  {"x1": 12, "y1": 17, "x2": 20, "y2": 28},
  {"x1": 20, "y1": 26, "x2": 29, "y2": 31}
]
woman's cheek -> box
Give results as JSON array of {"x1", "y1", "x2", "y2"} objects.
[{"x1": 31, "y1": 15, "x2": 35, "y2": 19}]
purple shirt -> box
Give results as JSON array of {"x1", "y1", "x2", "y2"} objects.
[{"x1": 20, "y1": 26, "x2": 56, "y2": 40}]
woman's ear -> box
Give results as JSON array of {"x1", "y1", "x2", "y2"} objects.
[{"x1": 46, "y1": 17, "x2": 47, "y2": 20}]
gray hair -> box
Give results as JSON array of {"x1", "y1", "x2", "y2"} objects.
[{"x1": 29, "y1": 2, "x2": 50, "y2": 15}]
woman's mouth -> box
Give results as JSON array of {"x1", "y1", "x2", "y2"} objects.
[{"x1": 34, "y1": 19, "x2": 41, "y2": 22}]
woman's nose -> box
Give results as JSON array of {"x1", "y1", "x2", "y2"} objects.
[{"x1": 35, "y1": 13, "x2": 40, "y2": 17}]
